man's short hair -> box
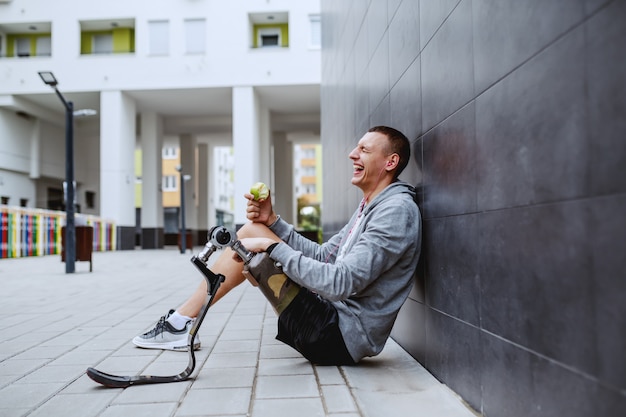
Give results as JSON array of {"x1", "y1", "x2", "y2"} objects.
[{"x1": 368, "y1": 126, "x2": 411, "y2": 178}]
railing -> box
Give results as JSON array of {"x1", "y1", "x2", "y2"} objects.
[{"x1": 0, "y1": 206, "x2": 116, "y2": 259}]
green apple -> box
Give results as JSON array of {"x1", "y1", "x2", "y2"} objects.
[{"x1": 250, "y1": 182, "x2": 269, "y2": 201}]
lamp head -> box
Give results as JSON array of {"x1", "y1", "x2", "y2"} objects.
[
  {"x1": 38, "y1": 71, "x2": 58, "y2": 87},
  {"x1": 73, "y1": 109, "x2": 97, "y2": 117}
]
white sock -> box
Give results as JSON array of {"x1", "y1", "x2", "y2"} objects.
[{"x1": 167, "y1": 311, "x2": 193, "y2": 330}]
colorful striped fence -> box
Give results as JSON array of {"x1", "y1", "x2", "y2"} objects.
[{"x1": 0, "y1": 206, "x2": 116, "y2": 259}]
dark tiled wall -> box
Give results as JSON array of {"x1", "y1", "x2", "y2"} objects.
[{"x1": 320, "y1": 0, "x2": 625, "y2": 415}]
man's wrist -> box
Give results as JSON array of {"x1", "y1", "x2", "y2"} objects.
[
  {"x1": 266, "y1": 242, "x2": 279, "y2": 254},
  {"x1": 266, "y1": 213, "x2": 280, "y2": 228}
]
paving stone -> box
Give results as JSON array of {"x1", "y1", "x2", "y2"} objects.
[
  {"x1": 175, "y1": 387, "x2": 252, "y2": 416},
  {"x1": 99, "y1": 403, "x2": 178, "y2": 417},
  {"x1": 252, "y1": 398, "x2": 325, "y2": 417},
  {"x1": 255, "y1": 374, "x2": 319, "y2": 399}
]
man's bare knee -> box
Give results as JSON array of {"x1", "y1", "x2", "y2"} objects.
[{"x1": 237, "y1": 222, "x2": 280, "y2": 240}]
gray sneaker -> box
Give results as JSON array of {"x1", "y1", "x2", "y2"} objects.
[{"x1": 132, "y1": 310, "x2": 201, "y2": 351}]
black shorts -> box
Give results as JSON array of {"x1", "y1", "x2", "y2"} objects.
[{"x1": 276, "y1": 288, "x2": 355, "y2": 366}]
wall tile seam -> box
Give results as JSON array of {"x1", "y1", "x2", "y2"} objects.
[
  {"x1": 416, "y1": 1, "x2": 595, "y2": 132},
  {"x1": 418, "y1": 0, "x2": 465, "y2": 54},
  {"x1": 424, "y1": 306, "x2": 623, "y2": 394},
  {"x1": 478, "y1": 325, "x2": 623, "y2": 394},
  {"x1": 416, "y1": 100, "x2": 473, "y2": 141},
  {"x1": 419, "y1": 20, "x2": 588, "y2": 136},
  {"x1": 388, "y1": 54, "x2": 420, "y2": 93},
  {"x1": 471, "y1": 7, "x2": 594, "y2": 99},
  {"x1": 387, "y1": 0, "x2": 403, "y2": 27},
  {"x1": 586, "y1": 0, "x2": 621, "y2": 19},
  {"x1": 424, "y1": 305, "x2": 481, "y2": 332},
  {"x1": 365, "y1": 34, "x2": 388, "y2": 74},
  {"x1": 328, "y1": 9, "x2": 369, "y2": 80},
  {"x1": 324, "y1": 1, "x2": 366, "y2": 51},
  {"x1": 419, "y1": 192, "x2": 623, "y2": 222}
]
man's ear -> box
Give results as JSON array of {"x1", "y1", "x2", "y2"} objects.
[{"x1": 386, "y1": 154, "x2": 399, "y2": 170}]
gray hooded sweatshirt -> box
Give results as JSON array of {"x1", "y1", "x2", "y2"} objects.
[{"x1": 269, "y1": 181, "x2": 422, "y2": 362}]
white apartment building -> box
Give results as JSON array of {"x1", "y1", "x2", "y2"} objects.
[{"x1": 0, "y1": 0, "x2": 321, "y2": 249}]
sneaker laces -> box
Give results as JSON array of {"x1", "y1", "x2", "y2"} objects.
[{"x1": 142, "y1": 314, "x2": 168, "y2": 338}]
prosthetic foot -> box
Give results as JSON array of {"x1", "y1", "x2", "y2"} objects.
[{"x1": 86, "y1": 229, "x2": 227, "y2": 387}]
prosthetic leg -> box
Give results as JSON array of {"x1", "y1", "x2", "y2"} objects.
[{"x1": 86, "y1": 226, "x2": 300, "y2": 387}]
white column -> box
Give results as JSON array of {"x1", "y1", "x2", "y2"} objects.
[
  {"x1": 272, "y1": 132, "x2": 295, "y2": 224},
  {"x1": 207, "y1": 142, "x2": 217, "y2": 228},
  {"x1": 197, "y1": 143, "x2": 209, "y2": 235},
  {"x1": 179, "y1": 134, "x2": 197, "y2": 234},
  {"x1": 233, "y1": 86, "x2": 258, "y2": 226},
  {"x1": 140, "y1": 112, "x2": 163, "y2": 227},
  {"x1": 140, "y1": 112, "x2": 164, "y2": 248},
  {"x1": 100, "y1": 91, "x2": 136, "y2": 237},
  {"x1": 258, "y1": 99, "x2": 272, "y2": 188},
  {"x1": 29, "y1": 119, "x2": 40, "y2": 179},
  {"x1": 232, "y1": 86, "x2": 271, "y2": 226}
]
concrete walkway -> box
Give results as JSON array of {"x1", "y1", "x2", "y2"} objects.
[{"x1": 0, "y1": 248, "x2": 478, "y2": 417}]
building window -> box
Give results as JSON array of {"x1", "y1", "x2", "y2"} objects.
[
  {"x1": 309, "y1": 14, "x2": 321, "y2": 48},
  {"x1": 148, "y1": 20, "x2": 169, "y2": 55},
  {"x1": 93, "y1": 34, "x2": 113, "y2": 54},
  {"x1": 302, "y1": 147, "x2": 316, "y2": 158},
  {"x1": 258, "y1": 28, "x2": 281, "y2": 47},
  {"x1": 163, "y1": 175, "x2": 177, "y2": 191},
  {"x1": 164, "y1": 207, "x2": 179, "y2": 233},
  {"x1": 15, "y1": 37, "x2": 30, "y2": 57},
  {"x1": 1, "y1": 196, "x2": 9, "y2": 205},
  {"x1": 162, "y1": 147, "x2": 177, "y2": 159},
  {"x1": 249, "y1": 12, "x2": 289, "y2": 48},
  {"x1": 36, "y1": 36, "x2": 51, "y2": 56},
  {"x1": 184, "y1": 18, "x2": 206, "y2": 54},
  {"x1": 86, "y1": 191, "x2": 95, "y2": 209}
]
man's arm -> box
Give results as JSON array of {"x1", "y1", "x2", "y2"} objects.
[{"x1": 269, "y1": 199, "x2": 419, "y2": 301}]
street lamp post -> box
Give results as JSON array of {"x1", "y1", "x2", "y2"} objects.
[{"x1": 38, "y1": 71, "x2": 76, "y2": 273}]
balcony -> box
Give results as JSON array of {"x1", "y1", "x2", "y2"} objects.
[
  {"x1": 0, "y1": 22, "x2": 51, "y2": 58},
  {"x1": 249, "y1": 12, "x2": 289, "y2": 49},
  {"x1": 80, "y1": 19, "x2": 135, "y2": 55}
]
